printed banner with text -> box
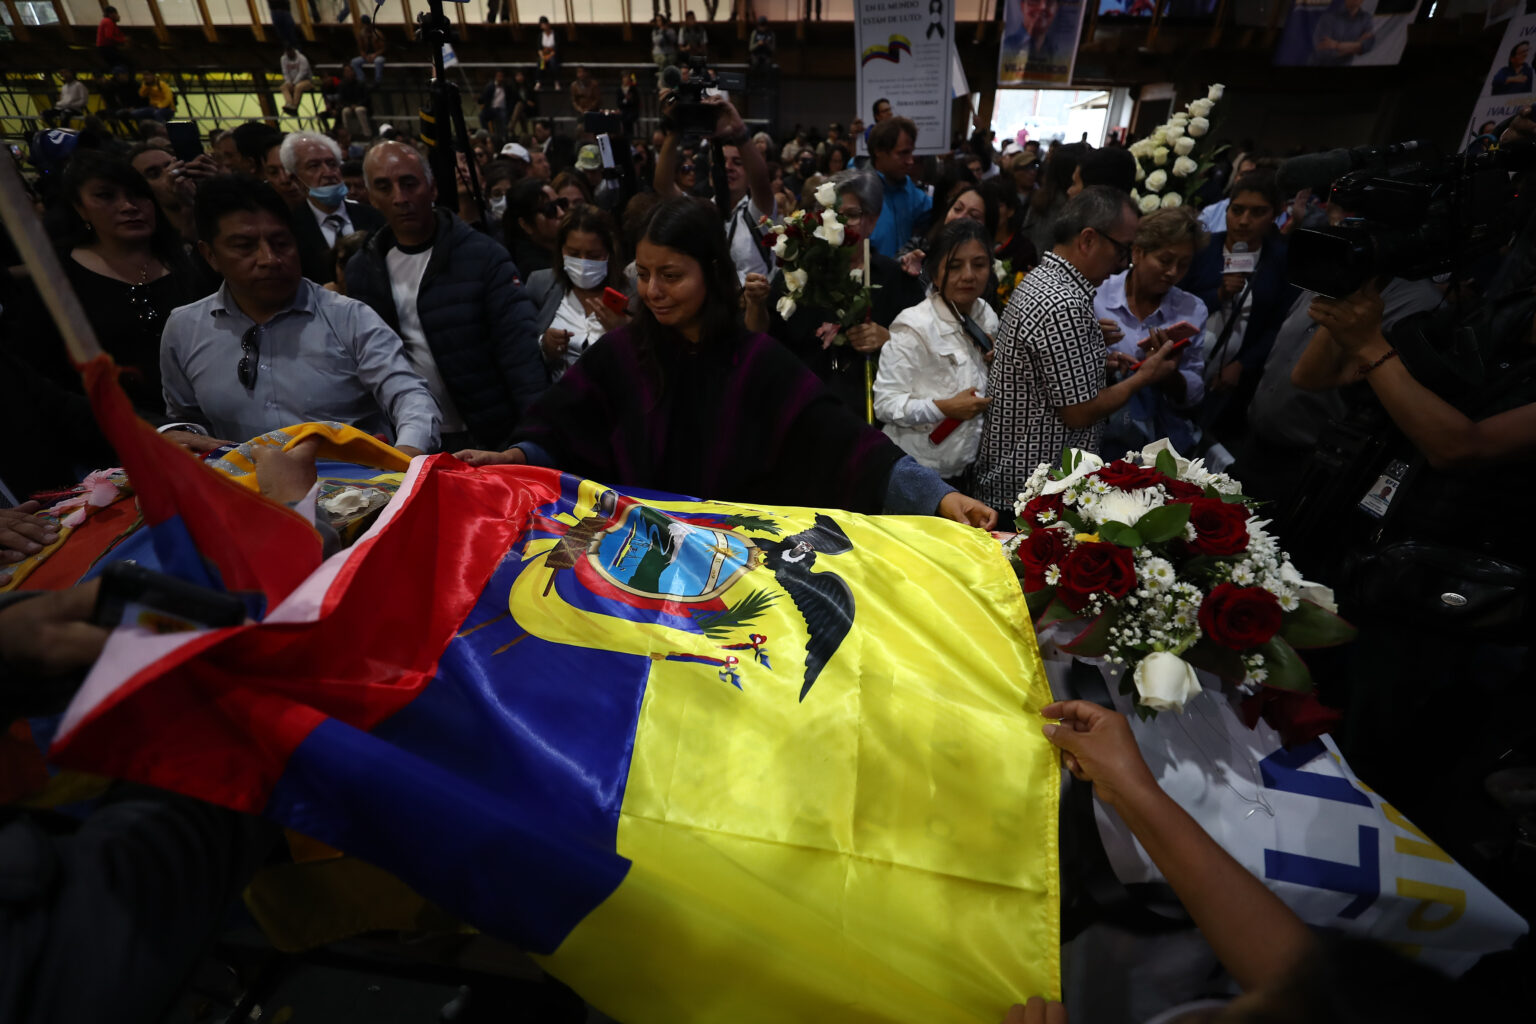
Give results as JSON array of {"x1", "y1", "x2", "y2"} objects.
[
  {"x1": 1468, "y1": 12, "x2": 1536, "y2": 144},
  {"x1": 1273, "y1": 0, "x2": 1422, "y2": 68},
  {"x1": 855, "y1": 0, "x2": 954, "y2": 155},
  {"x1": 998, "y1": 0, "x2": 1088, "y2": 87}
]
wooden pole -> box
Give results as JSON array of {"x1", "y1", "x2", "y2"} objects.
[
  {"x1": 246, "y1": 0, "x2": 268, "y2": 43},
  {"x1": 0, "y1": 157, "x2": 103, "y2": 366},
  {"x1": 1, "y1": 0, "x2": 32, "y2": 43},
  {"x1": 144, "y1": 0, "x2": 171, "y2": 45},
  {"x1": 1207, "y1": 0, "x2": 1228, "y2": 49},
  {"x1": 194, "y1": 0, "x2": 220, "y2": 43},
  {"x1": 295, "y1": 0, "x2": 316, "y2": 42}
]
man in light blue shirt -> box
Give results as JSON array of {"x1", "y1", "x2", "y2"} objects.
[
  {"x1": 160, "y1": 176, "x2": 440, "y2": 454},
  {"x1": 867, "y1": 115, "x2": 932, "y2": 259}
]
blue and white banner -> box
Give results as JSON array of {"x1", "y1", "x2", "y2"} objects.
[{"x1": 1467, "y1": 12, "x2": 1536, "y2": 145}]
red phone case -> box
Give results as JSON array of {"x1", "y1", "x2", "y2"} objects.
[
  {"x1": 1129, "y1": 337, "x2": 1192, "y2": 372},
  {"x1": 601, "y1": 288, "x2": 628, "y2": 314}
]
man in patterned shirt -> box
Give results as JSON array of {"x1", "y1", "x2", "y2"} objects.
[{"x1": 973, "y1": 186, "x2": 1182, "y2": 515}]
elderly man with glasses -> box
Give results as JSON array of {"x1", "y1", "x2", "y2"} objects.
[
  {"x1": 159, "y1": 175, "x2": 440, "y2": 456},
  {"x1": 971, "y1": 186, "x2": 1182, "y2": 519}
]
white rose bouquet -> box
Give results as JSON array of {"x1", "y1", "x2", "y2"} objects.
[
  {"x1": 763, "y1": 203, "x2": 872, "y2": 345},
  {"x1": 1008, "y1": 442, "x2": 1355, "y2": 725},
  {"x1": 1127, "y1": 84, "x2": 1228, "y2": 212}
]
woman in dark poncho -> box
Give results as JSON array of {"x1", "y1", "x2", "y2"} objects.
[{"x1": 456, "y1": 197, "x2": 996, "y2": 527}]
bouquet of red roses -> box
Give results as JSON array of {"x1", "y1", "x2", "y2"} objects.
[{"x1": 1008, "y1": 442, "x2": 1355, "y2": 726}]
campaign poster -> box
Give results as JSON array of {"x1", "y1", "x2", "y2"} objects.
[
  {"x1": 1467, "y1": 12, "x2": 1536, "y2": 145},
  {"x1": 1272, "y1": 0, "x2": 1423, "y2": 68},
  {"x1": 997, "y1": 0, "x2": 1089, "y2": 87},
  {"x1": 854, "y1": 0, "x2": 954, "y2": 156}
]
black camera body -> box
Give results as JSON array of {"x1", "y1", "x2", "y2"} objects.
[
  {"x1": 670, "y1": 57, "x2": 747, "y2": 137},
  {"x1": 1285, "y1": 141, "x2": 1533, "y2": 298}
]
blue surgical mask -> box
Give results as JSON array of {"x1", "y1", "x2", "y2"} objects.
[
  {"x1": 563, "y1": 254, "x2": 609, "y2": 291},
  {"x1": 309, "y1": 182, "x2": 348, "y2": 207}
]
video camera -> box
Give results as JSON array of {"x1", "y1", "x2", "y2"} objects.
[
  {"x1": 1281, "y1": 139, "x2": 1536, "y2": 298},
  {"x1": 663, "y1": 57, "x2": 747, "y2": 137}
]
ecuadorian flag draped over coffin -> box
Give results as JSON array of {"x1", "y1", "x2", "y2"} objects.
[{"x1": 51, "y1": 370, "x2": 1061, "y2": 1021}]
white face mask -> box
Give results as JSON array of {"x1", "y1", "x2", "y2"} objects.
[
  {"x1": 488, "y1": 195, "x2": 507, "y2": 222},
  {"x1": 563, "y1": 254, "x2": 609, "y2": 290}
]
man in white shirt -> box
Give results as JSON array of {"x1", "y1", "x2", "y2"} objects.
[
  {"x1": 280, "y1": 131, "x2": 384, "y2": 285},
  {"x1": 279, "y1": 46, "x2": 313, "y2": 116},
  {"x1": 344, "y1": 142, "x2": 546, "y2": 451},
  {"x1": 44, "y1": 69, "x2": 89, "y2": 127}
]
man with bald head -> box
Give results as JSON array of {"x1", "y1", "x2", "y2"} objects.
[{"x1": 344, "y1": 142, "x2": 546, "y2": 451}]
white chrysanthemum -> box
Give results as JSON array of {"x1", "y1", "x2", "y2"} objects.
[
  {"x1": 1184, "y1": 522, "x2": 1198, "y2": 542},
  {"x1": 1036, "y1": 509, "x2": 1058, "y2": 525},
  {"x1": 1278, "y1": 592, "x2": 1299, "y2": 612},
  {"x1": 1044, "y1": 565, "x2": 1061, "y2": 586},
  {"x1": 1231, "y1": 563, "x2": 1257, "y2": 586},
  {"x1": 1096, "y1": 487, "x2": 1164, "y2": 528},
  {"x1": 1141, "y1": 557, "x2": 1175, "y2": 590},
  {"x1": 1063, "y1": 488, "x2": 1080, "y2": 505}
]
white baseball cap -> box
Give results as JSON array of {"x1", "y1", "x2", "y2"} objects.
[{"x1": 500, "y1": 142, "x2": 530, "y2": 161}]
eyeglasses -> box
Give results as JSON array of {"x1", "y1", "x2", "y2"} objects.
[
  {"x1": 540, "y1": 196, "x2": 572, "y2": 219},
  {"x1": 238, "y1": 324, "x2": 260, "y2": 390},
  {"x1": 1095, "y1": 229, "x2": 1134, "y2": 266}
]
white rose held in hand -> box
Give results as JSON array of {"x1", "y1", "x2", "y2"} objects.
[
  {"x1": 814, "y1": 180, "x2": 838, "y2": 209},
  {"x1": 1134, "y1": 652, "x2": 1203, "y2": 713},
  {"x1": 773, "y1": 233, "x2": 790, "y2": 258},
  {"x1": 1145, "y1": 169, "x2": 1168, "y2": 193},
  {"x1": 1172, "y1": 155, "x2": 1199, "y2": 178},
  {"x1": 784, "y1": 267, "x2": 809, "y2": 292},
  {"x1": 776, "y1": 295, "x2": 797, "y2": 319},
  {"x1": 814, "y1": 208, "x2": 846, "y2": 246}
]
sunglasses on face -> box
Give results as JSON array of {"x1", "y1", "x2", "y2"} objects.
[
  {"x1": 540, "y1": 196, "x2": 572, "y2": 218},
  {"x1": 238, "y1": 324, "x2": 260, "y2": 390}
]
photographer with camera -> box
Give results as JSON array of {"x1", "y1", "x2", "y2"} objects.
[{"x1": 653, "y1": 70, "x2": 775, "y2": 284}]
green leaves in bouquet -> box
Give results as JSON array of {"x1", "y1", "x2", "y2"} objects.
[
  {"x1": 1255, "y1": 636, "x2": 1314, "y2": 694},
  {"x1": 1154, "y1": 448, "x2": 1179, "y2": 478},
  {"x1": 1034, "y1": 594, "x2": 1080, "y2": 630},
  {"x1": 1133, "y1": 502, "x2": 1191, "y2": 544},
  {"x1": 1096, "y1": 503, "x2": 1189, "y2": 549},
  {"x1": 1183, "y1": 641, "x2": 1245, "y2": 684},
  {"x1": 1279, "y1": 599, "x2": 1358, "y2": 650},
  {"x1": 1024, "y1": 584, "x2": 1057, "y2": 619},
  {"x1": 1061, "y1": 609, "x2": 1114, "y2": 657},
  {"x1": 1204, "y1": 485, "x2": 1248, "y2": 504}
]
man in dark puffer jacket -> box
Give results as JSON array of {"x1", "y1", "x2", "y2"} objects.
[{"x1": 346, "y1": 142, "x2": 547, "y2": 451}]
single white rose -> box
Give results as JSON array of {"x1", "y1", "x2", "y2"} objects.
[
  {"x1": 849, "y1": 267, "x2": 864, "y2": 281},
  {"x1": 993, "y1": 259, "x2": 1006, "y2": 279},
  {"x1": 775, "y1": 295, "x2": 797, "y2": 319},
  {"x1": 1134, "y1": 651, "x2": 1203, "y2": 713},
  {"x1": 1135, "y1": 160, "x2": 1146, "y2": 182},
  {"x1": 784, "y1": 267, "x2": 809, "y2": 292},
  {"x1": 1150, "y1": 130, "x2": 1168, "y2": 149},
  {"x1": 814, "y1": 180, "x2": 838, "y2": 209},
  {"x1": 1152, "y1": 146, "x2": 1170, "y2": 167},
  {"x1": 773, "y1": 233, "x2": 790, "y2": 258},
  {"x1": 1172, "y1": 155, "x2": 1199, "y2": 178},
  {"x1": 1161, "y1": 192, "x2": 1183, "y2": 209},
  {"x1": 814, "y1": 208, "x2": 846, "y2": 246},
  {"x1": 1173, "y1": 136, "x2": 1196, "y2": 157},
  {"x1": 1170, "y1": 112, "x2": 1190, "y2": 125},
  {"x1": 1145, "y1": 169, "x2": 1168, "y2": 193},
  {"x1": 1187, "y1": 117, "x2": 1210, "y2": 138},
  {"x1": 1040, "y1": 450, "x2": 1104, "y2": 495},
  {"x1": 1188, "y1": 98, "x2": 1214, "y2": 118},
  {"x1": 1207, "y1": 84, "x2": 1225, "y2": 101},
  {"x1": 1129, "y1": 139, "x2": 1153, "y2": 159},
  {"x1": 1138, "y1": 193, "x2": 1161, "y2": 214},
  {"x1": 1164, "y1": 124, "x2": 1185, "y2": 142}
]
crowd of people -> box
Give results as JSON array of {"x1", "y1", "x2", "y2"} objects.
[{"x1": 5, "y1": 18, "x2": 1536, "y2": 1021}]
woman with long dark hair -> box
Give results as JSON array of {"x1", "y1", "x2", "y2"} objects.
[
  {"x1": 456, "y1": 197, "x2": 994, "y2": 526},
  {"x1": 1024, "y1": 140, "x2": 1088, "y2": 256},
  {"x1": 59, "y1": 150, "x2": 202, "y2": 415}
]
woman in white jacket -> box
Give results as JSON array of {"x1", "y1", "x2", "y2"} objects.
[{"x1": 873, "y1": 219, "x2": 999, "y2": 484}]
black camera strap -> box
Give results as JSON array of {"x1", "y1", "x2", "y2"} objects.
[{"x1": 1206, "y1": 273, "x2": 1254, "y2": 372}]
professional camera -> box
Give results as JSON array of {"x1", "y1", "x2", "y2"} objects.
[
  {"x1": 663, "y1": 57, "x2": 747, "y2": 137},
  {"x1": 1281, "y1": 140, "x2": 1536, "y2": 298}
]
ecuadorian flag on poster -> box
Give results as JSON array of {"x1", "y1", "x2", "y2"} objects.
[{"x1": 52, "y1": 361, "x2": 1061, "y2": 1022}]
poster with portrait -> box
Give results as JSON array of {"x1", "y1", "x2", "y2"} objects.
[
  {"x1": 1272, "y1": 0, "x2": 1423, "y2": 68},
  {"x1": 998, "y1": 0, "x2": 1090, "y2": 87},
  {"x1": 854, "y1": 0, "x2": 954, "y2": 156},
  {"x1": 1466, "y1": 12, "x2": 1536, "y2": 146}
]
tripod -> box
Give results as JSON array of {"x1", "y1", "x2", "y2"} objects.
[{"x1": 416, "y1": 0, "x2": 486, "y2": 226}]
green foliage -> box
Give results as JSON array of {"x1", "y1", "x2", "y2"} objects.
[
  {"x1": 717, "y1": 514, "x2": 782, "y2": 536},
  {"x1": 1154, "y1": 448, "x2": 1179, "y2": 477},
  {"x1": 1098, "y1": 521, "x2": 1143, "y2": 549},
  {"x1": 1280, "y1": 599, "x2": 1358, "y2": 650},
  {"x1": 1133, "y1": 502, "x2": 1191, "y2": 544},
  {"x1": 1255, "y1": 636, "x2": 1314, "y2": 693}
]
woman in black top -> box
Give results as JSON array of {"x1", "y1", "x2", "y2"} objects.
[{"x1": 58, "y1": 151, "x2": 200, "y2": 417}]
